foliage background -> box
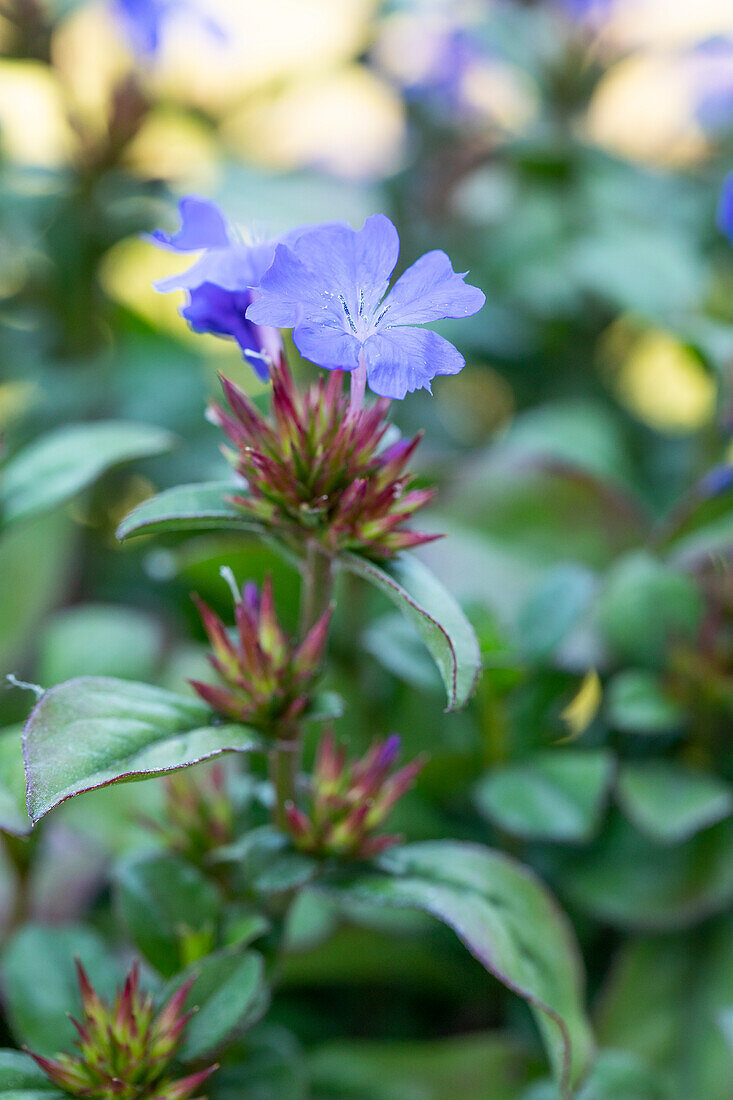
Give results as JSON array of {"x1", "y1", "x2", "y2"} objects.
[{"x1": 3, "y1": 0, "x2": 733, "y2": 1096}]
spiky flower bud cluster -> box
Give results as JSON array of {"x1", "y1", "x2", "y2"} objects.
[
  {"x1": 143, "y1": 765, "x2": 234, "y2": 866},
  {"x1": 285, "y1": 731, "x2": 424, "y2": 859},
  {"x1": 191, "y1": 576, "x2": 331, "y2": 736},
  {"x1": 28, "y1": 962, "x2": 216, "y2": 1100},
  {"x1": 207, "y1": 360, "x2": 439, "y2": 560}
]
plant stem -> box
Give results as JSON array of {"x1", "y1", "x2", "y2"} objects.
[
  {"x1": 269, "y1": 739, "x2": 299, "y2": 831},
  {"x1": 348, "y1": 355, "x2": 367, "y2": 417},
  {"x1": 299, "y1": 540, "x2": 334, "y2": 637},
  {"x1": 3, "y1": 834, "x2": 33, "y2": 932},
  {"x1": 269, "y1": 541, "x2": 335, "y2": 829}
]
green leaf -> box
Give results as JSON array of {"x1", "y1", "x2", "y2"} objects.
[
  {"x1": 309, "y1": 1032, "x2": 533, "y2": 1100},
  {"x1": 1, "y1": 925, "x2": 119, "y2": 1055},
  {"x1": 321, "y1": 840, "x2": 593, "y2": 1096},
  {"x1": 596, "y1": 552, "x2": 703, "y2": 667},
  {"x1": 516, "y1": 565, "x2": 595, "y2": 662},
  {"x1": 23, "y1": 676, "x2": 265, "y2": 823},
  {"x1": 162, "y1": 951, "x2": 268, "y2": 1060},
  {"x1": 209, "y1": 1023, "x2": 307, "y2": 1100},
  {"x1": 305, "y1": 691, "x2": 344, "y2": 724},
  {"x1": 0, "y1": 1050, "x2": 65, "y2": 1097},
  {"x1": 560, "y1": 813, "x2": 733, "y2": 930},
  {"x1": 0, "y1": 421, "x2": 175, "y2": 528},
  {"x1": 658, "y1": 468, "x2": 733, "y2": 567},
  {"x1": 0, "y1": 729, "x2": 30, "y2": 836},
  {"x1": 597, "y1": 918, "x2": 733, "y2": 1100},
  {"x1": 617, "y1": 763, "x2": 733, "y2": 844},
  {"x1": 521, "y1": 1050, "x2": 669, "y2": 1100},
  {"x1": 719, "y1": 1008, "x2": 733, "y2": 1053},
  {"x1": 37, "y1": 604, "x2": 163, "y2": 686},
  {"x1": 0, "y1": 511, "x2": 76, "y2": 671},
  {"x1": 339, "y1": 553, "x2": 481, "y2": 711},
  {"x1": 363, "y1": 612, "x2": 443, "y2": 692},
  {"x1": 115, "y1": 852, "x2": 221, "y2": 977},
  {"x1": 605, "y1": 670, "x2": 684, "y2": 735},
  {"x1": 474, "y1": 750, "x2": 614, "y2": 843},
  {"x1": 116, "y1": 482, "x2": 263, "y2": 541},
  {"x1": 449, "y1": 458, "x2": 644, "y2": 570}
]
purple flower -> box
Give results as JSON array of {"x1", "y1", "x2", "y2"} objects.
[
  {"x1": 403, "y1": 26, "x2": 488, "y2": 116},
  {"x1": 113, "y1": 0, "x2": 224, "y2": 59},
  {"x1": 691, "y1": 38, "x2": 733, "y2": 132},
  {"x1": 245, "y1": 215, "x2": 485, "y2": 400},
  {"x1": 151, "y1": 197, "x2": 281, "y2": 379},
  {"x1": 559, "y1": 0, "x2": 614, "y2": 21},
  {"x1": 718, "y1": 173, "x2": 733, "y2": 244}
]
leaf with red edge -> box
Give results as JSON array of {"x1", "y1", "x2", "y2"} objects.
[
  {"x1": 22, "y1": 677, "x2": 264, "y2": 823},
  {"x1": 340, "y1": 553, "x2": 481, "y2": 711},
  {"x1": 320, "y1": 840, "x2": 593, "y2": 1098},
  {"x1": 116, "y1": 482, "x2": 264, "y2": 541}
]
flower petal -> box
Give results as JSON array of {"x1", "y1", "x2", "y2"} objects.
[
  {"x1": 115, "y1": 0, "x2": 164, "y2": 56},
  {"x1": 155, "y1": 242, "x2": 274, "y2": 293},
  {"x1": 291, "y1": 214, "x2": 400, "y2": 320},
  {"x1": 292, "y1": 322, "x2": 361, "y2": 372},
  {"x1": 180, "y1": 284, "x2": 269, "y2": 379},
  {"x1": 378, "y1": 250, "x2": 485, "y2": 326},
  {"x1": 363, "y1": 327, "x2": 465, "y2": 399},
  {"x1": 150, "y1": 196, "x2": 231, "y2": 252},
  {"x1": 246, "y1": 244, "x2": 343, "y2": 327}
]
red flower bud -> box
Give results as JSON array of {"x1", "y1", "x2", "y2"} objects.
[
  {"x1": 191, "y1": 576, "x2": 330, "y2": 736},
  {"x1": 285, "y1": 731, "x2": 425, "y2": 860},
  {"x1": 209, "y1": 360, "x2": 439, "y2": 560},
  {"x1": 27, "y1": 963, "x2": 216, "y2": 1100}
]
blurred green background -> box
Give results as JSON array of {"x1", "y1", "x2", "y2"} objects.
[{"x1": 4, "y1": 0, "x2": 733, "y2": 1096}]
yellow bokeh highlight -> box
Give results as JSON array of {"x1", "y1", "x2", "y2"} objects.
[
  {"x1": 123, "y1": 109, "x2": 219, "y2": 190},
  {"x1": 0, "y1": 381, "x2": 38, "y2": 432},
  {"x1": 99, "y1": 236, "x2": 254, "y2": 379},
  {"x1": 585, "y1": 52, "x2": 707, "y2": 167},
  {"x1": 223, "y1": 66, "x2": 405, "y2": 179},
  {"x1": 613, "y1": 330, "x2": 717, "y2": 434},
  {"x1": 99, "y1": 237, "x2": 191, "y2": 336},
  {"x1": 151, "y1": 0, "x2": 378, "y2": 114},
  {"x1": 560, "y1": 670, "x2": 602, "y2": 742},
  {"x1": 52, "y1": 1, "x2": 131, "y2": 136},
  {"x1": 0, "y1": 61, "x2": 74, "y2": 166},
  {"x1": 463, "y1": 61, "x2": 539, "y2": 134},
  {"x1": 607, "y1": 0, "x2": 733, "y2": 49}
]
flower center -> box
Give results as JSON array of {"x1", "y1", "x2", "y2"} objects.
[{"x1": 337, "y1": 287, "x2": 376, "y2": 341}]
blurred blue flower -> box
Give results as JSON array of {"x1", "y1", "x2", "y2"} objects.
[
  {"x1": 697, "y1": 464, "x2": 733, "y2": 499},
  {"x1": 113, "y1": 0, "x2": 224, "y2": 59},
  {"x1": 151, "y1": 197, "x2": 281, "y2": 378},
  {"x1": 559, "y1": 0, "x2": 613, "y2": 21},
  {"x1": 405, "y1": 27, "x2": 487, "y2": 115},
  {"x1": 246, "y1": 215, "x2": 485, "y2": 400},
  {"x1": 691, "y1": 38, "x2": 733, "y2": 132},
  {"x1": 718, "y1": 173, "x2": 733, "y2": 244}
]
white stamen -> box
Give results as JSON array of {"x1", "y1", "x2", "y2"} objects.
[{"x1": 220, "y1": 566, "x2": 241, "y2": 604}]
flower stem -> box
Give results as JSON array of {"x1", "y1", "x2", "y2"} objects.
[
  {"x1": 269, "y1": 739, "x2": 299, "y2": 831},
  {"x1": 299, "y1": 540, "x2": 334, "y2": 638},
  {"x1": 348, "y1": 355, "x2": 367, "y2": 417},
  {"x1": 269, "y1": 542, "x2": 335, "y2": 830}
]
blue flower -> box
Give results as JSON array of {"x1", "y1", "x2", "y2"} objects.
[
  {"x1": 718, "y1": 173, "x2": 733, "y2": 244},
  {"x1": 151, "y1": 197, "x2": 281, "y2": 379},
  {"x1": 245, "y1": 215, "x2": 485, "y2": 400},
  {"x1": 401, "y1": 25, "x2": 489, "y2": 117},
  {"x1": 559, "y1": 0, "x2": 613, "y2": 21},
  {"x1": 691, "y1": 38, "x2": 733, "y2": 132},
  {"x1": 113, "y1": 0, "x2": 224, "y2": 59}
]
